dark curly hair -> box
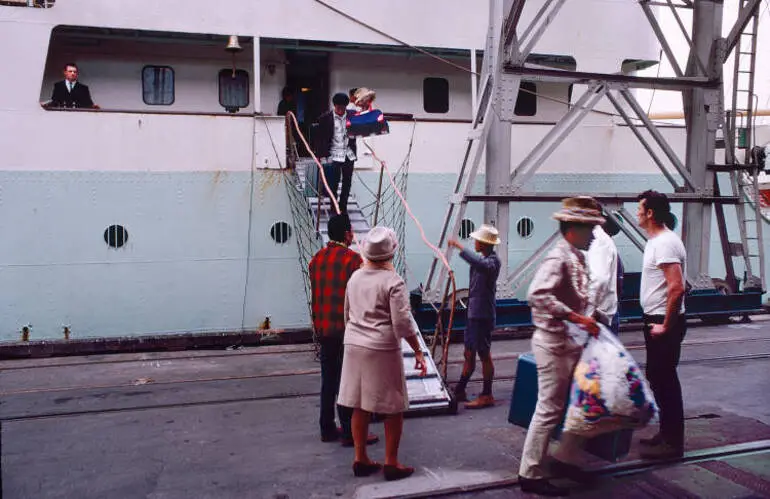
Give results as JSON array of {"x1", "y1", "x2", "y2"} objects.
[{"x1": 637, "y1": 190, "x2": 675, "y2": 227}]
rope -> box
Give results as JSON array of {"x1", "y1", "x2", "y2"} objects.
[
  {"x1": 312, "y1": 0, "x2": 474, "y2": 75},
  {"x1": 284, "y1": 110, "x2": 458, "y2": 380},
  {"x1": 361, "y1": 140, "x2": 458, "y2": 377}
]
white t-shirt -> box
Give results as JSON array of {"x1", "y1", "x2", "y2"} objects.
[{"x1": 640, "y1": 229, "x2": 687, "y2": 315}]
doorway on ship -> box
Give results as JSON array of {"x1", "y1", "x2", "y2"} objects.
[{"x1": 285, "y1": 50, "x2": 329, "y2": 157}]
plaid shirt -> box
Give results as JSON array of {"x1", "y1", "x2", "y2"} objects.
[{"x1": 309, "y1": 242, "x2": 363, "y2": 338}]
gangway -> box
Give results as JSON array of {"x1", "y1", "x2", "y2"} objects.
[{"x1": 287, "y1": 157, "x2": 453, "y2": 414}]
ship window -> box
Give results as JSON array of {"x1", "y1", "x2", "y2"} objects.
[
  {"x1": 423, "y1": 77, "x2": 449, "y2": 114},
  {"x1": 515, "y1": 82, "x2": 537, "y2": 117},
  {"x1": 104, "y1": 225, "x2": 129, "y2": 248},
  {"x1": 270, "y1": 221, "x2": 292, "y2": 244},
  {"x1": 142, "y1": 66, "x2": 175, "y2": 106},
  {"x1": 517, "y1": 217, "x2": 534, "y2": 239},
  {"x1": 219, "y1": 69, "x2": 249, "y2": 113},
  {"x1": 459, "y1": 219, "x2": 475, "y2": 239}
]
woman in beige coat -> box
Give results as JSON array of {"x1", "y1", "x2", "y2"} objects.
[{"x1": 337, "y1": 226, "x2": 427, "y2": 481}]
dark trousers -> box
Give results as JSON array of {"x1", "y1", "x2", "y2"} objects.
[
  {"x1": 319, "y1": 336, "x2": 353, "y2": 439},
  {"x1": 643, "y1": 313, "x2": 686, "y2": 450},
  {"x1": 325, "y1": 160, "x2": 354, "y2": 213}
]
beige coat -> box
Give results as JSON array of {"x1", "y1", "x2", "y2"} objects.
[{"x1": 343, "y1": 267, "x2": 418, "y2": 350}]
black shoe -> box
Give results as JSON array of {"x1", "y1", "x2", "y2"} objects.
[
  {"x1": 639, "y1": 442, "x2": 684, "y2": 460},
  {"x1": 320, "y1": 428, "x2": 340, "y2": 442},
  {"x1": 454, "y1": 389, "x2": 468, "y2": 403},
  {"x1": 353, "y1": 461, "x2": 382, "y2": 477},
  {"x1": 518, "y1": 476, "x2": 570, "y2": 497},
  {"x1": 384, "y1": 464, "x2": 415, "y2": 481},
  {"x1": 639, "y1": 432, "x2": 663, "y2": 446},
  {"x1": 550, "y1": 460, "x2": 596, "y2": 486}
]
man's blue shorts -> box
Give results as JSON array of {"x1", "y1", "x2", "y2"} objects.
[{"x1": 464, "y1": 318, "x2": 494, "y2": 355}]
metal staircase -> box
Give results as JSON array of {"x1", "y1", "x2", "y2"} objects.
[
  {"x1": 286, "y1": 158, "x2": 452, "y2": 414},
  {"x1": 294, "y1": 159, "x2": 370, "y2": 251},
  {"x1": 727, "y1": 0, "x2": 765, "y2": 291}
]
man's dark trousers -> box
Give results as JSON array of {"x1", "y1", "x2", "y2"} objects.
[
  {"x1": 319, "y1": 336, "x2": 352, "y2": 439},
  {"x1": 326, "y1": 160, "x2": 354, "y2": 213},
  {"x1": 643, "y1": 313, "x2": 686, "y2": 450}
]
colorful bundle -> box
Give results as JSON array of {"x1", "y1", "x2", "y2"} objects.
[{"x1": 563, "y1": 323, "x2": 658, "y2": 437}]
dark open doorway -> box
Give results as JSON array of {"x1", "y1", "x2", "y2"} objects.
[{"x1": 285, "y1": 50, "x2": 329, "y2": 156}]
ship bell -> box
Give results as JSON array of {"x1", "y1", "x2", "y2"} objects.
[{"x1": 225, "y1": 35, "x2": 243, "y2": 53}]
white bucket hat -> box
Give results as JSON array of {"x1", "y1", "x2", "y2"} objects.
[
  {"x1": 362, "y1": 226, "x2": 398, "y2": 262},
  {"x1": 469, "y1": 224, "x2": 501, "y2": 246}
]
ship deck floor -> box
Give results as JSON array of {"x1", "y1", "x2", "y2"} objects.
[{"x1": 2, "y1": 318, "x2": 770, "y2": 498}]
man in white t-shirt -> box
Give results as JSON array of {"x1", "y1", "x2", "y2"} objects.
[{"x1": 637, "y1": 190, "x2": 687, "y2": 459}]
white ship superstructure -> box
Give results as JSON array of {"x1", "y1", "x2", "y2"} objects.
[{"x1": 0, "y1": 0, "x2": 767, "y2": 340}]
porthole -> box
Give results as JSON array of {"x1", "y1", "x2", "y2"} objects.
[
  {"x1": 270, "y1": 221, "x2": 292, "y2": 244},
  {"x1": 459, "y1": 219, "x2": 475, "y2": 239},
  {"x1": 517, "y1": 217, "x2": 534, "y2": 239},
  {"x1": 104, "y1": 225, "x2": 128, "y2": 248}
]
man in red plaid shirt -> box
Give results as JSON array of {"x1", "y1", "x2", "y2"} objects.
[{"x1": 310, "y1": 214, "x2": 378, "y2": 446}]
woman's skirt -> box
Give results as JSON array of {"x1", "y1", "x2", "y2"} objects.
[{"x1": 337, "y1": 344, "x2": 408, "y2": 414}]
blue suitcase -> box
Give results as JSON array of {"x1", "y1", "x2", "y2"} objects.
[
  {"x1": 508, "y1": 353, "x2": 540, "y2": 427},
  {"x1": 347, "y1": 109, "x2": 389, "y2": 138},
  {"x1": 508, "y1": 352, "x2": 632, "y2": 462}
]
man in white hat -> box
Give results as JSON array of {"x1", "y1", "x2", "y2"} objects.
[
  {"x1": 448, "y1": 224, "x2": 501, "y2": 409},
  {"x1": 518, "y1": 196, "x2": 602, "y2": 497}
]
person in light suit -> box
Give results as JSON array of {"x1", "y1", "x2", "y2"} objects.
[{"x1": 48, "y1": 63, "x2": 98, "y2": 109}]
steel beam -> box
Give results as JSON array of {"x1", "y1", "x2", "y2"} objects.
[
  {"x1": 503, "y1": 230, "x2": 561, "y2": 294},
  {"x1": 518, "y1": 0, "x2": 569, "y2": 62},
  {"x1": 503, "y1": 65, "x2": 718, "y2": 90},
  {"x1": 605, "y1": 90, "x2": 682, "y2": 190},
  {"x1": 640, "y1": 0, "x2": 684, "y2": 77},
  {"x1": 618, "y1": 88, "x2": 697, "y2": 190},
  {"x1": 609, "y1": 211, "x2": 647, "y2": 253},
  {"x1": 464, "y1": 193, "x2": 740, "y2": 203},
  {"x1": 508, "y1": 83, "x2": 605, "y2": 190},
  {"x1": 665, "y1": 0, "x2": 709, "y2": 76},
  {"x1": 425, "y1": 92, "x2": 496, "y2": 293},
  {"x1": 646, "y1": 0, "x2": 693, "y2": 7},
  {"x1": 503, "y1": 0, "x2": 527, "y2": 49},
  {"x1": 486, "y1": 0, "x2": 512, "y2": 286},
  {"x1": 724, "y1": 0, "x2": 762, "y2": 62},
  {"x1": 681, "y1": 0, "x2": 722, "y2": 281}
]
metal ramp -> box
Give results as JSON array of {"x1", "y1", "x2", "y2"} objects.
[{"x1": 291, "y1": 158, "x2": 453, "y2": 414}]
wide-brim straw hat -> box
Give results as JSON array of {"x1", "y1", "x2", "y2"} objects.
[
  {"x1": 470, "y1": 224, "x2": 501, "y2": 245},
  {"x1": 552, "y1": 196, "x2": 606, "y2": 225},
  {"x1": 354, "y1": 87, "x2": 376, "y2": 106},
  {"x1": 362, "y1": 226, "x2": 398, "y2": 261}
]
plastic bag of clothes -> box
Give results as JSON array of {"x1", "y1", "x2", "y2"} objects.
[{"x1": 563, "y1": 322, "x2": 658, "y2": 437}]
